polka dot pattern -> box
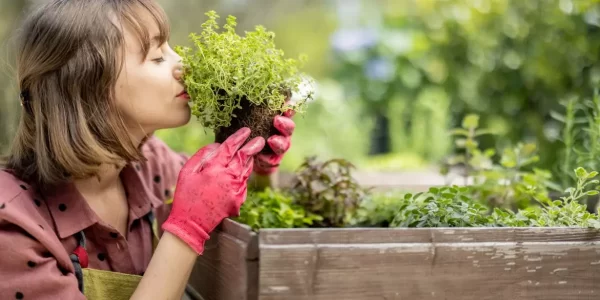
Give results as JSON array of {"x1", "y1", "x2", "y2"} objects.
[{"x1": 0, "y1": 136, "x2": 191, "y2": 298}]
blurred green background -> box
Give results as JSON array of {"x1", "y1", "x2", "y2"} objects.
[{"x1": 2, "y1": 0, "x2": 600, "y2": 180}]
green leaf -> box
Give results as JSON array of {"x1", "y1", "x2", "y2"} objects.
[
  {"x1": 474, "y1": 129, "x2": 495, "y2": 137},
  {"x1": 575, "y1": 167, "x2": 588, "y2": 179},
  {"x1": 587, "y1": 190, "x2": 599, "y2": 196},
  {"x1": 455, "y1": 139, "x2": 467, "y2": 148},
  {"x1": 450, "y1": 129, "x2": 470, "y2": 136},
  {"x1": 462, "y1": 114, "x2": 480, "y2": 129},
  {"x1": 549, "y1": 110, "x2": 566, "y2": 123},
  {"x1": 483, "y1": 149, "x2": 496, "y2": 157}
]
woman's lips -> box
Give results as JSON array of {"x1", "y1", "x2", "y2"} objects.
[{"x1": 176, "y1": 90, "x2": 190, "y2": 99}]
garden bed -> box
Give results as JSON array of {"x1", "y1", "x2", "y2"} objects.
[
  {"x1": 184, "y1": 114, "x2": 600, "y2": 299},
  {"x1": 187, "y1": 219, "x2": 600, "y2": 300}
]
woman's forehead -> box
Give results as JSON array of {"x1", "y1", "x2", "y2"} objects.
[{"x1": 118, "y1": 2, "x2": 169, "y2": 57}]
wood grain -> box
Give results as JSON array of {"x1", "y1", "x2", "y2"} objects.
[
  {"x1": 258, "y1": 227, "x2": 600, "y2": 300},
  {"x1": 259, "y1": 227, "x2": 600, "y2": 245},
  {"x1": 187, "y1": 220, "x2": 259, "y2": 300}
]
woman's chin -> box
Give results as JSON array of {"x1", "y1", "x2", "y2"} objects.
[{"x1": 167, "y1": 112, "x2": 192, "y2": 129}]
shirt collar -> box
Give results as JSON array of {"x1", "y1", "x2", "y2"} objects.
[
  {"x1": 43, "y1": 181, "x2": 98, "y2": 239},
  {"x1": 121, "y1": 162, "x2": 164, "y2": 221},
  {"x1": 43, "y1": 163, "x2": 163, "y2": 239}
]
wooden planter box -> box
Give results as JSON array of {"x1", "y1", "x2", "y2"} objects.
[{"x1": 187, "y1": 219, "x2": 600, "y2": 300}]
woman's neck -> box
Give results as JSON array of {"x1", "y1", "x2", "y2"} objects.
[
  {"x1": 73, "y1": 163, "x2": 125, "y2": 193},
  {"x1": 74, "y1": 131, "x2": 148, "y2": 193}
]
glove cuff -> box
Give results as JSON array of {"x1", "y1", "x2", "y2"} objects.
[{"x1": 161, "y1": 218, "x2": 210, "y2": 255}]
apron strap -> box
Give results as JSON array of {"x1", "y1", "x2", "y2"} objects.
[
  {"x1": 70, "y1": 231, "x2": 87, "y2": 293},
  {"x1": 70, "y1": 211, "x2": 157, "y2": 294}
]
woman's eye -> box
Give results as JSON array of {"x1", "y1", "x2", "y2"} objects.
[{"x1": 152, "y1": 56, "x2": 165, "y2": 63}]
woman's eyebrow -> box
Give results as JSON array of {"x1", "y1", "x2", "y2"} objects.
[{"x1": 151, "y1": 35, "x2": 162, "y2": 47}]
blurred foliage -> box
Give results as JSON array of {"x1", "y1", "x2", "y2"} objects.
[
  {"x1": 0, "y1": 0, "x2": 27, "y2": 151},
  {"x1": 383, "y1": 0, "x2": 600, "y2": 169},
  {"x1": 552, "y1": 90, "x2": 600, "y2": 190},
  {"x1": 329, "y1": 0, "x2": 600, "y2": 169}
]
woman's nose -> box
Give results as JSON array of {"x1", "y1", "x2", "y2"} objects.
[{"x1": 174, "y1": 62, "x2": 184, "y2": 81}]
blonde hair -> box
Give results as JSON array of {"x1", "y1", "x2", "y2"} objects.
[{"x1": 1, "y1": 0, "x2": 170, "y2": 188}]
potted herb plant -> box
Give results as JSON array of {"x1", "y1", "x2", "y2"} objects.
[{"x1": 176, "y1": 11, "x2": 313, "y2": 153}]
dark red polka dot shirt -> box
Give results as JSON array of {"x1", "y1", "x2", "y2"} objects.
[{"x1": 0, "y1": 136, "x2": 188, "y2": 299}]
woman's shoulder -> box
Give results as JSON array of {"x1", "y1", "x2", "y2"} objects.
[
  {"x1": 0, "y1": 170, "x2": 73, "y2": 271},
  {"x1": 0, "y1": 169, "x2": 56, "y2": 237},
  {"x1": 0, "y1": 169, "x2": 31, "y2": 201},
  {"x1": 0, "y1": 170, "x2": 81, "y2": 299}
]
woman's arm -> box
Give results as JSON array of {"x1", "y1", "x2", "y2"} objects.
[
  {"x1": 131, "y1": 232, "x2": 196, "y2": 300},
  {"x1": 132, "y1": 128, "x2": 264, "y2": 300}
]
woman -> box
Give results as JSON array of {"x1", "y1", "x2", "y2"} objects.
[{"x1": 0, "y1": 0, "x2": 295, "y2": 299}]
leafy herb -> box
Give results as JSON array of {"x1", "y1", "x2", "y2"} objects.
[
  {"x1": 389, "y1": 186, "x2": 491, "y2": 228},
  {"x1": 235, "y1": 188, "x2": 322, "y2": 231},
  {"x1": 360, "y1": 167, "x2": 600, "y2": 229},
  {"x1": 290, "y1": 156, "x2": 369, "y2": 227},
  {"x1": 349, "y1": 190, "x2": 407, "y2": 227},
  {"x1": 490, "y1": 167, "x2": 600, "y2": 228},
  {"x1": 445, "y1": 114, "x2": 555, "y2": 209},
  {"x1": 175, "y1": 11, "x2": 312, "y2": 130}
]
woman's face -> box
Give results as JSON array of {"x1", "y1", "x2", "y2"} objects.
[{"x1": 114, "y1": 12, "x2": 190, "y2": 141}]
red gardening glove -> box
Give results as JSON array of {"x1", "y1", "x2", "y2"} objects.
[
  {"x1": 253, "y1": 111, "x2": 296, "y2": 175},
  {"x1": 162, "y1": 127, "x2": 265, "y2": 254}
]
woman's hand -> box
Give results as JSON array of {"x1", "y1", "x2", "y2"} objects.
[
  {"x1": 253, "y1": 111, "x2": 296, "y2": 176},
  {"x1": 161, "y1": 127, "x2": 265, "y2": 254}
]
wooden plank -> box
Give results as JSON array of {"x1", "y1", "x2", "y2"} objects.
[
  {"x1": 259, "y1": 227, "x2": 600, "y2": 245},
  {"x1": 258, "y1": 228, "x2": 600, "y2": 300},
  {"x1": 187, "y1": 221, "x2": 258, "y2": 300},
  {"x1": 221, "y1": 218, "x2": 259, "y2": 259}
]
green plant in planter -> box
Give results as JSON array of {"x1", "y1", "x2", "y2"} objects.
[
  {"x1": 389, "y1": 186, "x2": 492, "y2": 228},
  {"x1": 175, "y1": 11, "x2": 313, "y2": 153},
  {"x1": 376, "y1": 167, "x2": 600, "y2": 229},
  {"x1": 350, "y1": 190, "x2": 407, "y2": 227},
  {"x1": 235, "y1": 188, "x2": 322, "y2": 231},
  {"x1": 444, "y1": 114, "x2": 555, "y2": 210},
  {"x1": 290, "y1": 156, "x2": 369, "y2": 227},
  {"x1": 490, "y1": 167, "x2": 600, "y2": 228}
]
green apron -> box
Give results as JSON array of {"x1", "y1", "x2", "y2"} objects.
[{"x1": 70, "y1": 212, "x2": 160, "y2": 300}]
